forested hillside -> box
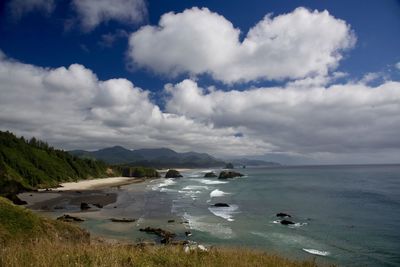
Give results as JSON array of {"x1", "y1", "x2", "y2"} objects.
[{"x1": 0, "y1": 131, "x2": 110, "y2": 197}]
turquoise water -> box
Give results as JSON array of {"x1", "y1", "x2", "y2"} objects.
[{"x1": 83, "y1": 165, "x2": 400, "y2": 266}]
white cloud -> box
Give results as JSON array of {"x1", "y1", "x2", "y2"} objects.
[
  {"x1": 8, "y1": 0, "x2": 55, "y2": 19},
  {"x1": 128, "y1": 7, "x2": 355, "y2": 83},
  {"x1": 72, "y1": 0, "x2": 147, "y2": 31},
  {"x1": 0, "y1": 52, "x2": 271, "y2": 156},
  {"x1": 395, "y1": 62, "x2": 400, "y2": 71},
  {"x1": 164, "y1": 79, "x2": 400, "y2": 162}
]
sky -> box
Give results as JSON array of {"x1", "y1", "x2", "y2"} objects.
[{"x1": 0, "y1": 0, "x2": 399, "y2": 164}]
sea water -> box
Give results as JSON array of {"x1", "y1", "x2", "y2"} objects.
[{"x1": 82, "y1": 165, "x2": 400, "y2": 266}]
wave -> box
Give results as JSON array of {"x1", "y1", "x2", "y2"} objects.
[
  {"x1": 302, "y1": 248, "x2": 330, "y2": 256},
  {"x1": 183, "y1": 213, "x2": 234, "y2": 239},
  {"x1": 210, "y1": 189, "x2": 229, "y2": 198},
  {"x1": 197, "y1": 179, "x2": 228, "y2": 185},
  {"x1": 290, "y1": 222, "x2": 308, "y2": 228},
  {"x1": 208, "y1": 204, "x2": 239, "y2": 221},
  {"x1": 182, "y1": 185, "x2": 209, "y2": 190},
  {"x1": 158, "y1": 178, "x2": 176, "y2": 188}
]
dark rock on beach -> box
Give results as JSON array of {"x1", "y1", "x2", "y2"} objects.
[
  {"x1": 80, "y1": 202, "x2": 90, "y2": 210},
  {"x1": 93, "y1": 203, "x2": 103, "y2": 208},
  {"x1": 204, "y1": 172, "x2": 217, "y2": 178},
  {"x1": 213, "y1": 203, "x2": 230, "y2": 207},
  {"x1": 139, "y1": 227, "x2": 176, "y2": 244},
  {"x1": 218, "y1": 171, "x2": 243, "y2": 179},
  {"x1": 165, "y1": 169, "x2": 183, "y2": 178},
  {"x1": 57, "y1": 214, "x2": 85, "y2": 222},
  {"x1": 110, "y1": 218, "x2": 136, "y2": 223},
  {"x1": 168, "y1": 219, "x2": 175, "y2": 223},
  {"x1": 276, "y1": 212, "x2": 291, "y2": 218},
  {"x1": 185, "y1": 231, "x2": 192, "y2": 237},
  {"x1": 280, "y1": 219, "x2": 295, "y2": 225}
]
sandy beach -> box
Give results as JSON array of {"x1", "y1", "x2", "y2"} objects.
[{"x1": 54, "y1": 176, "x2": 145, "y2": 191}]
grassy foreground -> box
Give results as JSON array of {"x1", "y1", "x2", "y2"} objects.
[{"x1": 0, "y1": 197, "x2": 322, "y2": 267}]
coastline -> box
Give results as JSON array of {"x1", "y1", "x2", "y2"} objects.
[{"x1": 54, "y1": 176, "x2": 145, "y2": 191}]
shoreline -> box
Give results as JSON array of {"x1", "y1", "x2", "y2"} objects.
[{"x1": 53, "y1": 176, "x2": 145, "y2": 191}]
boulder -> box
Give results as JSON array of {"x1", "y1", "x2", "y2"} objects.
[
  {"x1": 204, "y1": 172, "x2": 217, "y2": 178},
  {"x1": 165, "y1": 169, "x2": 183, "y2": 178},
  {"x1": 276, "y1": 212, "x2": 291, "y2": 218},
  {"x1": 57, "y1": 214, "x2": 85, "y2": 222},
  {"x1": 185, "y1": 231, "x2": 192, "y2": 237},
  {"x1": 213, "y1": 203, "x2": 230, "y2": 207},
  {"x1": 280, "y1": 219, "x2": 295, "y2": 225},
  {"x1": 80, "y1": 202, "x2": 90, "y2": 210},
  {"x1": 168, "y1": 219, "x2": 175, "y2": 223},
  {"x1": 139, "y1": 227, "x2": 176, "y2": 244},
  {"x1": 218, "y1": 171, "x2": 244, "y2": 179},
  {"x1": 93, "y1": 203, "x2": 103, "y2": 208}
]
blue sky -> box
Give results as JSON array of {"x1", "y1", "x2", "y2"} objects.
[{"x1": 0, "y1": 0, "x2": 399, "y2": 164}]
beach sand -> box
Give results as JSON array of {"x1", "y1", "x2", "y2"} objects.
[{"x1": 54, "y1": 176, "x2": 145, "y2": 191}]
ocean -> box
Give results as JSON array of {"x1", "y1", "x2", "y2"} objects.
[{"x1": 79, "y1": 165, "x2": 400, "y2": 266}]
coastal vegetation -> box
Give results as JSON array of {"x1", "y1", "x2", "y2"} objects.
[
  {"x1": 0, "y1": 197, "x2": 320, "y2": 267},
  {"x1": 0, "y1": 131, "x2": 112, "y2": 201}
]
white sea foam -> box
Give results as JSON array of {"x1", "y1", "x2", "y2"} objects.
[
  {"x1": 210, "y1": 189, "x2": 229, "y2": 198},
  {"x1": 196, "y1": 179, "x2": 228, "y2": 185},
  {"x1": 159, "y1": 178, "x2": 176, "y2": 187},
  {"x1": 208, "y1": 204, "x2": 239, "y2": 221},
  {"x1": 272, "y1": 220, "x2": 281, "y2": 224},
  {"x1": 182, "y1": 185, "x2": 209, "y2": 190},
  {"x1": 183, "y1": 213, "x2": 234, "y2": 239},
  {"x1": 302, "y1": 248, "x2": 330, "y2": 256},
  {"x1": 290, "y1": 222, "x2": 308, "y2": 228}
]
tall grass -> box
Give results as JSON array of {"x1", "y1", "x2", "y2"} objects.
[{"x1": 0, "y1": 239, "x2": 321, "y2": 267}]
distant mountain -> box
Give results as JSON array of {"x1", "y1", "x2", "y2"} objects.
[
  {"x1": 231, "y1": 158, "x2": 281, "y2": 167},
  {"x1": 69, "y1": 146, "x2": 225, "y2": 168}
]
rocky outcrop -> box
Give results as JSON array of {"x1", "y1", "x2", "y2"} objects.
[
  {"x1": 57, "y1": 214, "x2": 85, "y2": 222},
  {"x1": 280, "y1": 219, "x2": 295, "y2": 225},
  {"x1": 204, "y1": 172, "x2": 217, "y2": 178},
  {"x1": 218, "y1": 171, "x2": 243, "y2": 179},
  {"x1": 80, "y1": 202, "x2": 90, "y2": 210},
  {"x1": 276, "y1": 212, "x2": 291, "y2": 218},
  {"x1": 165, "y1": 169, "x2": 183, "y2": 178},
  {"x1": 139, "y1": 227, "x2": 176, "y2": 244},
  {"x1": 110, "y1": 218, "x2": 136, "y2": 222},
  {"x1": 213, "y1": 203, "x2": 230, "y2": 207}
]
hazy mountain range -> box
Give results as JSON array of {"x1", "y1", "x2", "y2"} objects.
[{"x1": 69, "y1": 146, "x2": 280, "y2": 168}]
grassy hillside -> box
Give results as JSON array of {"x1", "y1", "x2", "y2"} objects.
[
  {"x1": 0, "y1": 197, "x2": 89, "y2": 245},
  {"x1": 0, "y1": 131, "x2": 111, "y2": 197},
  {"x1": 0, "y1": 197, "x2": 320, "y2": 267}
]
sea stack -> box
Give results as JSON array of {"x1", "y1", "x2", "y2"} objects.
[{"x1": 165, "y1": 169, "x2": 183, "y2": 178}]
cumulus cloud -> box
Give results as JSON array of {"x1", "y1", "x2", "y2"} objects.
[
  {"x1": 7, "y1": 0, "x2": 55, "y2": 19},
  {"x1": 164, "y1": 79, "x2": 400, "y2": 162},
  {"x1": 128, "y1": 7, "x2": 355, "y2": 83},
  {"x1": 72, "y1": 0, "x2": 147, "y2": 31},
  {"x1": 0, "y1": 52, "x2": 271, "y2": 156},
  {"x1": 395, "y1": 62, "x2": 400, "y2": 71}
]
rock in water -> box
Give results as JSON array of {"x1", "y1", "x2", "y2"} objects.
[
  {"x1": 204, "y1": 172, "x2": 217, "y2": 178},
  {"x1": 218, "y1": 171, "x2": 244, "y2": 179},
  {"x1": 139, "y1": 227, "x2": 176, "y2": 244},
  {"x1": 280, "y1": 219, "x2": 295, "y2": 225},
  {"x1": 213, "y1": 203, "x2": 230, "y2": 207},
  {"x1": 165, "y1": 169, "x2": 183, "y2": 178},
  {"x1": 276, "y1": 212, "x2": 291, "y2": 218},
  {"x1": 57, "y1": 214, "x2": 85, "y2": 222},
  {"x1": 110, "y1": 218, "x2": 136, "y2": 222}
]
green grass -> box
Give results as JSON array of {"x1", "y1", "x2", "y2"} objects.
[
  {"x1": 0, "y1": 197, "x2": 89, "y2": 245},
  {"x1": 0, "y1": 197, "x2": 326, "y2": 267}
]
